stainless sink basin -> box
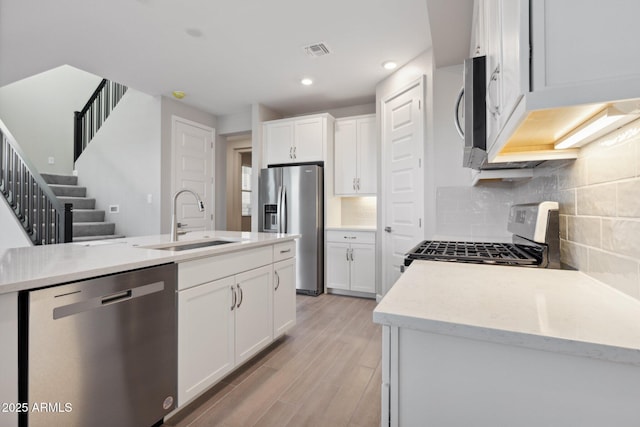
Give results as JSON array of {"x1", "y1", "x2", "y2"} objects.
[{"x1": 152, "y1": 240, "x2": 235, "y2": 251}]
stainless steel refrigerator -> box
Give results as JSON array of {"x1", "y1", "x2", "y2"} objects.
[{"x1": 259, "y1": 164, "x2": 323, "y2": 295}]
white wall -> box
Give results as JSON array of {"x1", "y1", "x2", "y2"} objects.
[
  {"x1": 75, "y1": 89, "x2": 162, "y2": 237},
  {"x1": 250, "y1": 103, "x2": 282, "y2": 231},
  {"x1": 217, "y1": 108, "x2": 252, "y2": 135},
  {"x1": 0, "y1": 196, "x2": 32, "y2": 249},
  {"x1": 160, "y1": 97, "x2": 218, "y2": 232},
  {"x1": 0, "y1": 65, "x2": 102, "y2": 175}
]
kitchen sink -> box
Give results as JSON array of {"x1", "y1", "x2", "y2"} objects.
[{"x1": 150, "y1": 240, "x2": 236, "y2": 251}]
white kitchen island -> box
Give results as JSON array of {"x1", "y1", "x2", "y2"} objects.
[
  {"x1": 0, "y1": 230, "x2": 298, "y2": 427},
  {"x1": 373, "y1": 261, "x2": 640, "y2": 427}
]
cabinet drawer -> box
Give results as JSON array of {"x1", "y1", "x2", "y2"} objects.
[
  {"x1": 326, "y1": 230, "x2": 376, "y2": 244},
  {"x1": 273, "y1": 240, "x2": 296, "y2": 262},
  {"x1": 178, "y1": 246, "x2": 273, "y2": 290}
]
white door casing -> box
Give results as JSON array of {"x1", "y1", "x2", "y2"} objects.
[
  {"x1": 172, "y1": 116, "x2": 215, "y2": 231},
  {"x1": 381, "y1": 78, "x2": 425, "y2": 296}
]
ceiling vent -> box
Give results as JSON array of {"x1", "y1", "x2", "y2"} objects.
[{"x1": 304, "y1": 43, "x2": 331, "y2": 57}]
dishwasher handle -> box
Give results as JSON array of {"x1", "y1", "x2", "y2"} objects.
[{"x1": 101, "y1": 290, "x2": 132, "y2": 305}]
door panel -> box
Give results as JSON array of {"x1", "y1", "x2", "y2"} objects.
[
  {"x1": 334, "y1": 119, "x2": 358, "y2": 195},
  {"x1": 357, "y1": 116, "x2": 377, "y2": 194},
  {"x1": 178, "y1": 277, "x2": 235, "y2": 405},
  {"x1": 326, "y1": 242, "x2": 350, "y2": 290},
  {"x1": 265, "y1": 122, "x2": 294, "y2": 165},
  {"x1": 273, "y1": 259, "x2": 296, "y2": 338},
  {"x1": 234, "y1": 266, "x2": 273, "y2": 365},
  {"x1": 350, "y1": 243, "x2": 376, "y2": 293},
  {"x1": 382, "y1": 81, "x2": 424, "y2": 295},
  {"x1": 294, "y1": 118, "x2": 324, "y2": 162},
  {"x1": 173, "y1": 119, "x2": 214, "y2": 231}
]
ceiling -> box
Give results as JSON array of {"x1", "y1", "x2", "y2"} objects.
[{"x1": 0, "y1": 0, "x2": 433, "y2": 117}]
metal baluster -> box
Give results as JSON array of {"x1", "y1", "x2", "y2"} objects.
[
  {"x1": 10, "y1": 150, "x2": 17, "y2": 206},
  {"x1": 27, "y1": 176, "x2": 34, "y2": 234},
  {"x1": 44, "y1": 199, "x2": 51, "y2": 244}
]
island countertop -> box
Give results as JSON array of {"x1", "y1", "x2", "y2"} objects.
[
  {"x1": 373, "y1": 260, "x2": 640, "y2": 365},
  {"x1": 0, "y1": 231, "x2": 298, "y2": 294}
]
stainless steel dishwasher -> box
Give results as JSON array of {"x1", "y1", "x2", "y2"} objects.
[{"x1": 19, "y1": 263, "x2": 177, "y2": 427}]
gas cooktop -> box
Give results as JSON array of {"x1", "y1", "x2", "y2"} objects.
[{"x1": 403, "y1": 202, "x2": 561, "y2": 270}]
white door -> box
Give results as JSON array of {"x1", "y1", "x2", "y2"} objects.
[
  {"x1": 173, "y1": 117, "x2": 215, "y2": 231},
  {"x1": 381, "y1": 79, "x2": 424, "y2": 295},
  {"x1": 264, "y1": 121, "x2": 294, "y2": 165},
  {"x1": 334, "y1": 119, "x2": 358, "y2": 195},
  {"x1": 273, "y1": 258, "x2": 296, "y2": 338},
  {"x1": 326, "y1": 242, "x2": 351, "y2": 290},
  {"x1": 357, "y1": 116, "x2": 377, "y2": 195},
  {"x1": 177, "y1": 277, "x2": 235, "y2": 405},
  {"x1": 350, "y1": 243, "x2": 376, "y2": 293},
  {"x1": 294, "y1": 117, "x2": 324, "y2": 162},
  {"x1": 234, "y1": 265, "x2": 273, "y2": 365}
]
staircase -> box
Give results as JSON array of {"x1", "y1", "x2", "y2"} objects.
[{"x1": 41, "y1": 173, "x2": 124, "y2": 242}]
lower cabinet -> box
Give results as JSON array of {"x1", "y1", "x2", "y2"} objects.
[
  {"x1": 178, "y1": 277, "x2": 235, "y2": 405},
  {"x1": 176, "y1": 243, "x2": 296, "y2": 408},
  {"x1": 326, "y1": 230, "x2": 376, "y2": 295},
  {"x1": 273, "y1": 257, "x2": 296, "y2": 338}
]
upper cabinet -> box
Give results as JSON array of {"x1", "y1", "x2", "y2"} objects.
[
  {"x1": 474, "y1": 0, "x2": 640, "y2": 165},
  {"x1": 334, "y1": 114, "x2": 376, "y2": 196},
  {"x1": 263, "y1": 113, "x2": 334, "y2": 166}
]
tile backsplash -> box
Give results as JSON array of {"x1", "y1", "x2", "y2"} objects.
[
  {"x1": 437, "y1": 119, "x2": 640, "y2": 299},
  {"x1": 340, "y1": 197, "x2": 376, "y2": 227}
]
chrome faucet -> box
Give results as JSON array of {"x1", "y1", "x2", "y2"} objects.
[{"x1": 171, "y1": 189, "x2": 205, "y2": 242}]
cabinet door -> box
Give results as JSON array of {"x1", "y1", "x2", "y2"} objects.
[
  {"x1": 273, "y1": 258, "x2": 296, "y2": 338},
  {"x1": 294, "y1": 117, "x2": 324, "y2": 162},
  {"x1": 356, "y1": 116, "x2": 377, "y2": 195},
  {"x1": 334, "y1": 119, "x2": 358, "y2": 195},
  {"x1": 178, "y1": 276, "x2": 235, "y2": 405},
  {"x1": 234, "y1": 265, "x2": 273, "y2": 365},
  {"x1": 326, "y1": 242, "x2": 351, "y2": 290},
  {"x1": 484, "y1": 0, "x2": 503, "y2": 151},
  {"x1": 499, "y1": 0, "x2": 527, "y2": 130},
  {"x1": 350, "y1": 243, "x2": 376, "y2": 293},
  {"x1": 265, "y1": 121, "x2": 294, "y2": 165}
]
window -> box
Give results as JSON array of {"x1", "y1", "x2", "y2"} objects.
[{"x1": 241, "y1": 165, "x2": 252, "y2": 216}]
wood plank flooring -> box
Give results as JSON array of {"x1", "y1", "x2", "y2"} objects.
[{"x1": 165, "y1": 294, "x2": 381, "y2": 427}]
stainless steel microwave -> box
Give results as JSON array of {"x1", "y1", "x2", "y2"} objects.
[{"x1": 455, "y1": 56, "x2": 541, "y2": 170}]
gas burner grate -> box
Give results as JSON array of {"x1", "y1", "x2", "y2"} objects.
[{"x1": 405, "y1": 240, "x2": 540, "y2": 266}]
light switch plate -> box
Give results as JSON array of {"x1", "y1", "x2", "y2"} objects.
[
  {"x1": 109, "y1": 205, "x2": 120, "y2": 213},
  {"x1": 48, "y1": 157, "x2": 55, "y2": 164}
]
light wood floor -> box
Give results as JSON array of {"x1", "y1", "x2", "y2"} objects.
[{"x1": 165, "y1": 293, "x2": 381, "y2": 427}]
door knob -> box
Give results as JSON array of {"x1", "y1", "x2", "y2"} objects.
[{"x1": 384, "y1": 226, "x2": 392, "y2": 233}]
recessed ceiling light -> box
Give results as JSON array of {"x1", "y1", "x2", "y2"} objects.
[
  {"x1": 301, "y1": 78, "x2": 313, "y2": 86},
  {"x1": 382, "y1": 61, "x2": 397, "y2": 70},
  {"x1": 172, "y1": 91, "x2": 185, "y2": 99}
]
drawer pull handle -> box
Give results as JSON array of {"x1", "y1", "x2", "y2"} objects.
[
  {"x1": 280, "y1": 249, "x2": 291, "y2": 254},
  {"x1": 275, "y1": 271, "x2": 280, "y2": 290},
  {"x1": 230, "y1": 286, "x2": 236, "y2": 311}
]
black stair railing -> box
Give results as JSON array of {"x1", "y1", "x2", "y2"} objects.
[
  {"x1": 74, "y1": 78, "x2": 128, "y2": 162},
  {"x1": 0, "y1": 119, "x2": 72, "y2": 245}
]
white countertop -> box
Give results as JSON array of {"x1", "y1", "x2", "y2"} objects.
[
  {"x1": 0, "y1": 231, "x2": 298, "y2": 294},
  {"x1": 374, "y1": 261, "x2": 640, "y2": 365}
]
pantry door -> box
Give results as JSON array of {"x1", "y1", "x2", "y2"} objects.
[
  {"x1": 381, "y1": 77, "x2": 425, "y2": 296},
  {"x1": 172, "y1": 116, "x2": 215, "y2": 231}
]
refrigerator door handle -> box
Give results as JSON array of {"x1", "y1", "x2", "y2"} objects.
[
  {"x1": 282, "y1": 185, "x2": 288, "y2": 233},
  {"x1": 277, "y1": 185, "x2": 283, "y2": 233}
]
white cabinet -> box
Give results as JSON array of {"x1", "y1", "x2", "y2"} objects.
[
  {"x1": 326, "y1": 230, "x2": 376, "y2": 294},
  {"x1": 0, "y1": 292, "x2": 17, "y2": 427},
  {"x1": 474, "y1": 0, "x2": 640, "y2": 164},
  {"x1": 176, "y1": 242, "x2": 297, "y2": 407},
  {"x1": 334, "y1": 115, "x2": 376, "y2": 195},
  {"x1": 263, "y1": 114, "x2": 333, "y2": 166},
  {"x1": 234, "y1": 265, "x2": 273, "y2": 365},
  {"x1": 178, "y1": 277, "x2": 235, "y2": 404},
  {"x1": 273, "y1": 257, "x2": 296, "y2": 338}
]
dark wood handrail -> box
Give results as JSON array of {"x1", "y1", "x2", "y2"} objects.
[
  {"x1": 74, "y1": 78, "x2": 127, "y2": 162},
  {"x1": 0, "y1": 118, "x2": 72, "y2": 244}
]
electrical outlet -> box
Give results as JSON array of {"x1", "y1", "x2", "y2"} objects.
[
  {"x1": 109, "y1": 205, "x2": 120, "y2": 213},
  {"x1": 48, "y1": 157, "x2": 55, "y2": 165}
]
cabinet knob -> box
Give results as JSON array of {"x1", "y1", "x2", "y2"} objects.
[{"x1": 384, "y1": 226, "x2": 392, "y2": 233}]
